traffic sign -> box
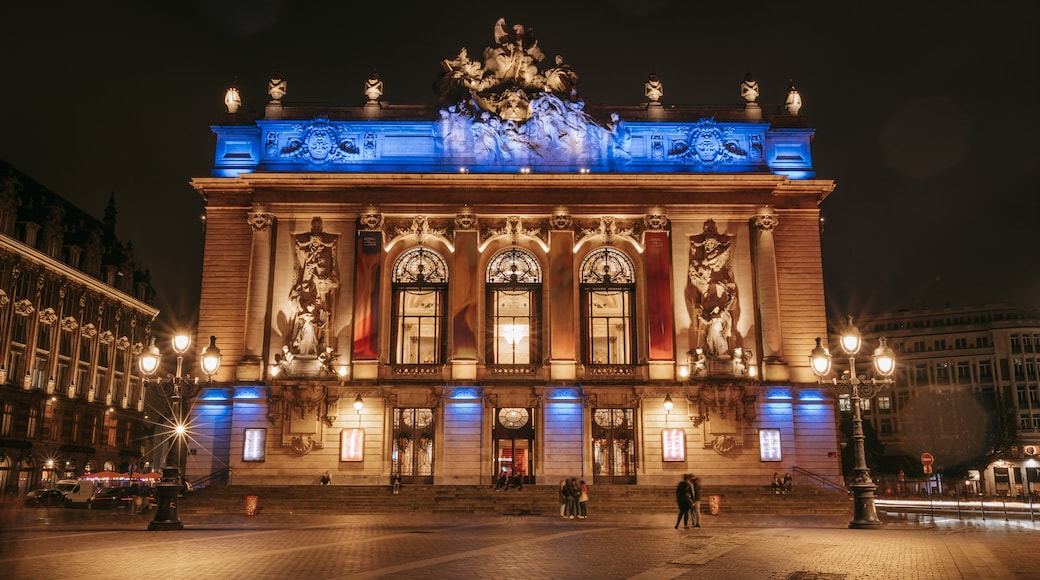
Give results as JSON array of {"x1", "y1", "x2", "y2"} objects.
[
  {"x1": 921, "y1": 452, "x2": 934, "y2": 466},
  {"x1": 923, "y1": 465, "x2": 932, "y2": 474}
]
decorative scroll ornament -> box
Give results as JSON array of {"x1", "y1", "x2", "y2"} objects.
[
  {"x1": 14, "y1": 299, "x2": 34, "y2": 317},
  {"x1": 643, "y1": 211, "x2": 669, "y2": 231},
  {"x1": 578, "y1": 216, "x2": 638, "y2": 245},
  {"x1": 289, "y1": 435, "x2": 315, "y2": 456},
  {"x1": 132, "y1": 342, "x2": 144, "y2": 356},
  {"x1": 38, "y1": 307, "x2": 58, "y2": 325},
  {"x1": 81, "y1": 323, "x2": 97, "y2": 339},
  {"x1": 551, "y1": 210, "x2": 573, "y2": 231},
  {"x1": 753, "y1": 212, "x2": 779, "y2": 232},
  {"x1": 116, "y1": 336, "x2": 131, "y2": 350},
  {"x1": 358, "y1": 211, "x2": 384, "y2": 231},
  {"x1": 60, "y1": 316, "x2": 78, "y2": 332},
  {"x1": 389, "y1": 215, "x2": 448, "y2": 246},
  {"x1": 281, "y1": 117, "x2": 359, "y2": 164},
  {"x1": 686, "y1": 384, "x2": 756, "y2": 427},
  {"x1": 483, "y1": 216, "x2": 543, "y2": 245},
  {"x1": 711, "y1": 435, "x2": 737, "y2": 456},
  {"x1": 248, "y1": 212, "x2": 275, "y2": 232},
  {"x1": 454, "y1": 211, "x2": 477, "y2": 230},
  {"x1": 99, "y1": 330, "x2": 115, "y2": 345},
  {"x1": 669, "y1": 118, "x2": 762, "y2": 167}
]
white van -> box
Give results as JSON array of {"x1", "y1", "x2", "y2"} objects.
[{"x1": 64, "y1": 479, "x2": 100, "y2": 507}]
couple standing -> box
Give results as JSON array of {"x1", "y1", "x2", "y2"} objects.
[{"x1": 674, "y1": 473, "x2": 701, "y2": 529}]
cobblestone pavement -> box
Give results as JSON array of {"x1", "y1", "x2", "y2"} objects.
[{"x1": 0, "y1": 505, "x2": 1035, "y2": 579}]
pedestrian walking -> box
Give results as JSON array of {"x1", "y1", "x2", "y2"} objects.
[
  {"x1": 577, "y1": 480, "x2": 589, "y2": 518},
  {"x1": 689, "y1": 473, "x2": 702, "y2": 528},
  {"x1": 675, "y1": 473, "x2": 694, "y2": 529}
]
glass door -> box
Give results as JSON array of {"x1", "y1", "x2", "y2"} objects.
[
  {"x1": 392, "y1": 408, "x2": 435, "y2": 484},
  {"x1": 493, "y1": 408, "x2": 535, "y2": 487},
  {"x1": 592, "y1": 408, "x2": 636, "y2": 484}
]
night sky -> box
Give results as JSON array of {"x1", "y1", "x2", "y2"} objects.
[{"x1": 1, "y1": 1, "x2": 1036, "y2": 332}]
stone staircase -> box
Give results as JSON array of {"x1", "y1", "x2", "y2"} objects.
[{"x1": 177, "y1": 484, "x2": 851, "y2": 517}]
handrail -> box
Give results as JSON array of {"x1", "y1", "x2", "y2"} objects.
[
  {"x1": 792, "y1": 466, "x2": 847, "y2": 492},
  {"x1": 190, "y1": 467, "x2": 231, "y2": 489}
]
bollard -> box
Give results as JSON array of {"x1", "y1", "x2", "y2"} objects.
[{"x1": 245, "y1": 495, "x2": 259, "y2": 516}]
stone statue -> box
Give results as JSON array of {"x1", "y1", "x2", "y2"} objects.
[
  {"x1": 785, "y1": 81, "x2": 802, "y2": 115},
  {"x1": 687, "y1": 220, "x2": 738, "y2": 357},
  {"x1": 645, "y1": 73, "x2": 663, "y2": 103},
  {"x1": 268, "y1": 72, "x2": 286, "y2": 102},
  {"x1": 740, "y1": 71, "x2": 759, "y2": 104},
  {"x1": 364, "y1": 70, "x2": 383, "y2": 103},
  {"x1": 544, "y1": 54, "x2": 579, "y2": 96},
  {"x1": 288, "y1": 217, "x2": 339, "y2": 356}
]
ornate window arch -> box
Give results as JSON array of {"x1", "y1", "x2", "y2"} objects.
[
  {"x1": 486, "y1": 247, "x2": 542, "y2": 367},
  {"x1": 580, "y1": 247, "x2": 636, "y2": 366},
  {"x1": 391, "y1": 246, "x2": 448, "y2": 366}
]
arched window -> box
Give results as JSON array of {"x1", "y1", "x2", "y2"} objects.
[
  {"x1": 486, "y1": 248, "x2": 542, "y2": 367},
  {"x1": 391, "y1": 247, "x2": 448, "y2": 365},
  {"x1": 580, "y1": 247, "x2": 636, "y2": 366}
]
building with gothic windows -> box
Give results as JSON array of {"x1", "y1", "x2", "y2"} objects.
[
  {"x1": 186, "y1": 21, "x2": 840, "y2": 487},
  {"x1": 0, "y1": 160, "x2": 158, "y2": 496}
]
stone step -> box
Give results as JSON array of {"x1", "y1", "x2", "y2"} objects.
[{"x1": 178, "y1": 485, "x2": 851, "y2": 517}]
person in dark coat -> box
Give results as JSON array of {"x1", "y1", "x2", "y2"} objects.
[
  {"x1": 689, "y1": 473, "x2": 702, "y2": 528},
  {"x1": 675, "y1": 474, "x2": 694, "y2": 529}
]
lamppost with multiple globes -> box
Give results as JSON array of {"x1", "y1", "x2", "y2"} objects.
[
  {"x1": 138, "y1": 333, "x2": 221, "y2": 530},
  {"x1": 810, "y1": 316, "x2": 895, "y2": 529}
]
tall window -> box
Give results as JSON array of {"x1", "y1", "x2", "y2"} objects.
[
  {"x1": 391, "y1": 247, "x2": 448, "y2": 365},
  {"x1": 486, "y1": 248, "x2": 541, "y2": 366},
  {"x1": 580, "y1": 247, "x2": 636, "y2": 366}
]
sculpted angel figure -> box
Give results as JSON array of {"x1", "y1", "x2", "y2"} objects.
[{"x1": 687, "y1": 220, "x2": 738, "y2": 357}]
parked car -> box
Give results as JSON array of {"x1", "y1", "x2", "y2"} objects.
[
  {"x1": 24, "y1": 489, "x2": 69, "y2": 508},
  {"x1": 88, "y1": 486, "x2": 135, "y2": 510}
]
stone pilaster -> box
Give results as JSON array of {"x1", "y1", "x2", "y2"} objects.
[
  {"x1": 752, "y1": 208, "x2": 787, "y2": 381},
  {"x1": 238, "y1": 211, "x2": 275, "y2": 381}
]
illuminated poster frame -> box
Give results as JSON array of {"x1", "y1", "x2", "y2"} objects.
[
  {"x1": 662, "y1": 428, "x2": 686, "y2": 462},
  {"x1": 243, "y1": 428, "x2": 267, "y2": 462},
  {"x1": 759, "y1": 428, "x2": 782, "y2": 462},
  {"x1": 340, "y1": 428, "x2": 365, "y2": 462}
]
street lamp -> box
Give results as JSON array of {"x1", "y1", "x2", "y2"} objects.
[
  {"x1": 354, "y1": 394, "x2": 364, "y2": 427},
  {"x1": 138, "y1": 333, "x2": 221, "y2": 530},
  {"x1": 663, "y1": 394, "x2": 673, "y2": 425},
  {"x1": 811, "y1": 316, "x2": 895, "y2": 529}
]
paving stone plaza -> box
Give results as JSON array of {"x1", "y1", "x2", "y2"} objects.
[{"x1": 1, "y1": 506, "x2": 1034, "y2": 579}]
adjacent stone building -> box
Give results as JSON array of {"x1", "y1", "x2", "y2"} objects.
[
  {"x1": 852, "y1": 304, "x2": 1040, "y2": 497},
  {"x1": 0, "y1": 160, "x2": 158, "y2": 495},
  {"x1": 187, "y1": 21, "x2": 840, "y2": 487}
]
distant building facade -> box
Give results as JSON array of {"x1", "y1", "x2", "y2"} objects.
[
  {"x1": 0, "y1": 160, "x2": 158, "y2": 496},
  {"x1": 851, "y1": 304, "x2": 1040, "y2": 497},
  {"x1": 187, "y1": 21, "x2": 840, "y2": 487}
]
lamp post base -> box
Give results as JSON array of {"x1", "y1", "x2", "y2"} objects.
[
  {"x1": 148, "y1": 470, "x2": 184, "y2": 531},
  {"x1": 848, "y1": 481, "x2": 882, "y2": 529}
]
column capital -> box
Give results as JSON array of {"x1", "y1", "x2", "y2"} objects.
[
  {"x1": 752, "y1": 213, "x2": 779, "y2": 232},
  {"x1": 247, "y1": 212, "x2": 276, "y2": 232}
]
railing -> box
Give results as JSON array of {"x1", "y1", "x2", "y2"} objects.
[
  {"x1": 792, "y1": 466, "x2": 847, "y2": 492},
  {"x1": 190, "y1": 467, "x2": 231, "y2": 489},
  {"x1": 876, "y1": 496, "x2": 1038, "y2": 522}
]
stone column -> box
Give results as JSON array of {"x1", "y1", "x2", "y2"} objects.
[
  {"x1": 352, "y1": 211, "x2": 384, "y2": 380},
  {"x1": 752, "y1": 208, "x2": 787, "y2": 381},
  {"x1": 548, "y1": 209, "x2": 576, "y2": 381},
  {"x1": 643, "y1": 211, "x2": 675, "y2": 380},
  {"x1": 238, "y1": 211, "x2": 275, "y2": 382},
  {"x1": 451, "y1": 211, "x2": 479, "y2": 380}
]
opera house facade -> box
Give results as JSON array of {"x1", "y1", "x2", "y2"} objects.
[{"x1": 187, "y1": 21, "x2": 840, "y2": 488}]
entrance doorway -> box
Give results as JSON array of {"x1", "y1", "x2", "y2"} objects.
[
  {"x1": 592, "y1": 408, "x2": 636, "y2": 484},
  {"x1": 493, "y1": 408, "x2": 535, "y2": 486},
  {"x1": 392, "y1": 408, "x2": 434, "y2": 484}
]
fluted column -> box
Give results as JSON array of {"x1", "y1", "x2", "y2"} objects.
[
  {"x1": 238, "y1": 211, "x2": 275, "y2": 381},
  {"x1": 752, "y1": 208, "x2": 787, "y2": 380}
]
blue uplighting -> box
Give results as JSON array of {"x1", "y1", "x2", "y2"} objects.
[
  {"x1": 233, "y1": 387, "x2": 263, "y2": 400},
  {"x1": 548, "y1": 387, "x2": 582, "y2": 400},
  {"x1": 798, "y1": 390, "x2": 826, "y2": 401},
  {"x1": 448, "y1": 387, "x2": 481, "y2": 400},
  {"x1": 765, "y1": 388, "x2": 792, "y2": 400}
]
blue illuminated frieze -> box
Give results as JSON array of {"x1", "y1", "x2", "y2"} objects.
[{"x1": 211, "y1": 18, "x2": 815, "y2": 177}]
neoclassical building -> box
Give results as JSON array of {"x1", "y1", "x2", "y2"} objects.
[
  {"x1": 0, "y1": 160, "x2": 158, "y2": 495},
  {"x1": 187, "y1": 21, "x2": 839, "y2": 487}
]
